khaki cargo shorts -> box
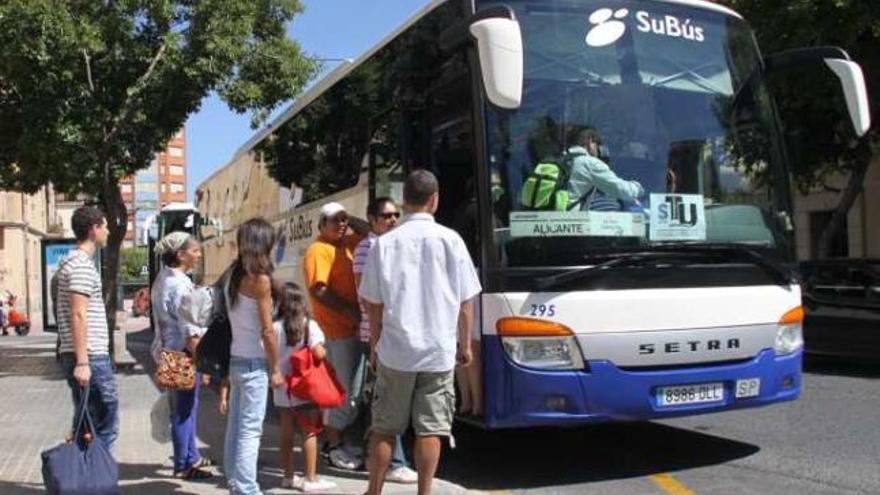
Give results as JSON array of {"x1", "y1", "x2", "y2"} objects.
[{"x1": 371, "y1": 362, "x2": 455, "y2": 437}]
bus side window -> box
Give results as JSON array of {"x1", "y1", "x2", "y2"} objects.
[{"x1": 369, "y1": 128, "x2": 405, "y2": 206}]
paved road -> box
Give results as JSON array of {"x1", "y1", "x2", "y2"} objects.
[
  {"x1": 438, "y1": 358, "x2": 880, "y2": 495},
  {"x1": 0, "y1": 325, "x2": 466, "y2": 495},
  {"x1": 2, "y1": 324, "x2": 877, "y2": 495}
]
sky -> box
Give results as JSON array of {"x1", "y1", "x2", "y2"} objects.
[{"x1": 185, "y1": 1, "x2": 433, "y2": 201}]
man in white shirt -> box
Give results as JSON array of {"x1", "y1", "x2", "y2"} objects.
[{"x1": 359, "y1": 170, "x2": 482, "y2": 495}]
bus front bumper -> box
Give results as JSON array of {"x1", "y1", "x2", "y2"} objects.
[{"x1": 482, "y1": 336, "x2": 802, "y2": 429}]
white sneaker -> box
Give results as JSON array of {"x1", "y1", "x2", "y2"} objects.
[
  {"x1": 328, "y1": 446, "x2": 361, "y2": 471},
  {"x1": 385, "y1": 466, "x2": 418, "y2": 484},
  {"x1": 301, "y1": 477, "x2": 338, "y2": 493},
  {"x1": 280, "y1": 475, "x2": 302, "y2": 489}
]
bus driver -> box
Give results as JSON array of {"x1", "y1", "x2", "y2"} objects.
[{"x1": 565, "y1": 127, "x2": 645, "y2": 211}]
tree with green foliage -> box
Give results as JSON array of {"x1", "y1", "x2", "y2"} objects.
[
  {"x1": 120, "y1": 247, "x2": 148, "y2": 282},
  {"x1": 723, "y1": 0, "x2": 878, "y2": 258},
  {"x1": 0, "y1": 0, "x2": 318, "y2": 346}
]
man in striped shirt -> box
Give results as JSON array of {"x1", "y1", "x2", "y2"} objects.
[{"x1": 56, "y1": 206, "x2": 118, "y2": 450}]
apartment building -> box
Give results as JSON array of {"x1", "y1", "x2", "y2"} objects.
[
  {"x1": 121, "y1": 128, "x2": 187, "y2": 246},
  {"x1": 0, "y1": 186, "x2": 57, "y2": 329},
  {"x1": 58, "y1": 128, "x2": 188, "y2": 246}
]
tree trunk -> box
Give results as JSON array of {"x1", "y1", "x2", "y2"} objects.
[
  {"x1": 100, "y1": 176, "x2": 128, "y2": 361},
  {"x1": 817, "y1": 140, "x2": 872, "y2": 259}
]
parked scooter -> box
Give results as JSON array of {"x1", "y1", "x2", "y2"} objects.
[{"x1": 2, "y1": 293, "x2": 30, "y2": 336}]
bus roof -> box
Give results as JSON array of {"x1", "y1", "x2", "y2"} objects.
[
  {"x1": 198, "y1": 0, "x2": 742, "y2": 192},
  {"x1": 161, "y1": 202, "x2": 197, "y2": 213},
  {"x1": 663, "y1": 0, "x2": 741, "y2": 18}
]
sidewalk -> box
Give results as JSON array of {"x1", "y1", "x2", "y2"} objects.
[{"x1": 0, "y1": 320, "x2": 469, "y2": 495}]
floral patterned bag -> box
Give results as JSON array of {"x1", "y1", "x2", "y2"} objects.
[{"x1": 154, "y1": 349, "x2": 195, "y2": 391}]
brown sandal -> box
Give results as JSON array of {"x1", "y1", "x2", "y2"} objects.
[
  {"x1": 173, "y1": 467, "x2": 213, "y2": 480},
  {"x1": 191, "y1": 457, "x2": 214, "y2": 469}
]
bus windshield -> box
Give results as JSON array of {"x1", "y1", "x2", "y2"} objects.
[{"x1": 480, "y1": 0, "x2": 792, "y2": 268}]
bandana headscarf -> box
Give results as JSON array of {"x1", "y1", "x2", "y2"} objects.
[{"x1": 156, "y1": 232, "x2": 192, "y2": 256}]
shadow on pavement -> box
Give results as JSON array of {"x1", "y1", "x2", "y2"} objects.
[
  {"x1": 0, "y1": 478, "x2": 206, "y2": 495},
  {"x1": 123, "y1": 326, "x2": 158, "y2": 378},
  {"x1": 120, "y1": 462, "x2": 204, "y2": 494},
  {"x1": 0, "y1": 337, "x2": 65, "y2": 381},
  {"x1": 439, "y1": 421, "x2": 760, "y2": 490},
  {"x1": 127, "y1": 325, "x2": 373, "y2": 491},
  {"x1": 121, "y1": 481, "x2": 203, "y2": 495},
  {"x1": 804, "y1": 355, "x2": 880, "y2": 378},
  {"x1": 192, "y1": 393, "x2": 375, "y2": 489},
  {"x1": 0, "y1": 481, "x2": 45, "y2": 495}
]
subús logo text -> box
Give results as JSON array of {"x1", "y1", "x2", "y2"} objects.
[{"x1": 586, "y1": 7, "x2": 706, "y2": 47}]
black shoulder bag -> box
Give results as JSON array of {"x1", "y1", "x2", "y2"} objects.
[{"x1": 194, "y1": 267, "x2": 233, "y2": 379}]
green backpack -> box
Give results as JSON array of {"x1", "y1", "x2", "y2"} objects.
[{"x1": 519, "y1": 152, "x2": 585, "y2": 211}]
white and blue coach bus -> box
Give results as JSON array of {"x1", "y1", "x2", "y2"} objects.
[{"x1": 196, "y1": 0, "x2": 871, "y2": 428}]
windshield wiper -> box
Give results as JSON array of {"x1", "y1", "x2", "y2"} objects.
[
  {"x1": 649, "y1": 243, "x2": 797, "y2": 288},
  {"x1": 535, "y1": 256, "x2": 632, "y2": 291},
  {"x1": 533, "y1": 244, "x2": 796, "y2": 291},
  {"x1": 534, "y1": 251, "x2": 703, "y2": 291}
]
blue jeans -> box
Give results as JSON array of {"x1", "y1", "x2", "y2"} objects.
[
  {"x1": 224, "y1": 357, "x2": 268, "y2": 495},
  {"x1": 171, "y1": 374, "x2": 202, "y2": 472},
  {"x1": 60, "y1": 353, "x2": 119, "y2": 452}
]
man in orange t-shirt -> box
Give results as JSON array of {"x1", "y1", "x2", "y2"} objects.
[{"x1": 303, "y1": 201, "x2": 369, "y2": 469}]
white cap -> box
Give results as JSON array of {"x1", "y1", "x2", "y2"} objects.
[{"x1": 319, "y1": 202, "x2": 346, "y2": 220}]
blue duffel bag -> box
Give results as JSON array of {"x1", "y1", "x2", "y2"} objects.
[{"x1": 41, "y1": 386, "x2": 120, "y2": 494}]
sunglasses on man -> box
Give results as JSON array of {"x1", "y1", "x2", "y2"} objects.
[{"x1": 379, "y1": 212, "x2": 401, "y2": 220}]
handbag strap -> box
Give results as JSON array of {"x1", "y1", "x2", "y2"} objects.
[
  {"x1": 213, "y1": 264, "x2": 233, "y2": 321},
  {"x1": 72, "y1": 384, "x2": 96, "y2": 441},
  {"x1": 303, "y1": 317, "x2": 310, "y2": 347},
  {"x1": 285, "y1": 322, "x2": 314, "y2": 403}
]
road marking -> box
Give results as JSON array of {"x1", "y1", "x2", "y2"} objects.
[{"x1": 650, "y1": 473, "x2": 698, "y2": 495}]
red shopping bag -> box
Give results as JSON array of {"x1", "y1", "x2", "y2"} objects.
[{"x1": 286, "y1": 345, "x2": 346, "y2": 409}]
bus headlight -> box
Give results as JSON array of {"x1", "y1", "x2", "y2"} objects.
[
  {"x1": 775, "y1": 307, "x2": 804, "y2": 355},
  {"x1": 502, "y1": 336, "x2": 584, "y2": 370},
  {"x1": 497, "y1": 317, "x2": 585, "y2": 370}
]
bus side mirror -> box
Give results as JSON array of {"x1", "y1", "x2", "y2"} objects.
[
  {"x1": 764, "y1": 47, "x2": 871, "y2": 137},
  {"x1": 142, "y1": 214, "x2": 158, "y2": 245},
  {"x1": 824, "y1": 59, "x2": 871, "y2": 137},
  {"x1": 470, "y1": 17, "x2": 523, "y2": 110}
]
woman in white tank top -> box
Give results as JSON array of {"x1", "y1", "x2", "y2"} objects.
[{"x1": 222, "y1": 218, "x2": 283, "y2": 495}]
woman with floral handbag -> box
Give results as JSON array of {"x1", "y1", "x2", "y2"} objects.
[{"x1": 150, "y1": 232, "x2": 214, "y2": 480}]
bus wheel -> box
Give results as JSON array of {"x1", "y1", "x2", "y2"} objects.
[{"x1": 15, "y1": 324, "x2": 30, "y2": 336}]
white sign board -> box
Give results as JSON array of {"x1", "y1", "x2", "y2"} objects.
[
  {"x1": 510, "y1": 211, "x2": 646, "y2": 238},
  {"x1": 648, "y1": 194, "x2": 707, "y2": 241}
]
